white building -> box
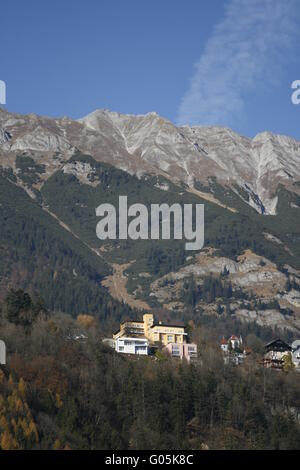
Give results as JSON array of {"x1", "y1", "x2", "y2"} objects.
[
  {"x1": 229, "y1": 335, "x2": 242, "y2": 350},
  {"x1": 292, "y1": 340, "x2": 300, "y2": 368},
  {"x1": 115, "y1": 337, "x2": 149, "y2": 355},
  {"x1": 220, "y1": 335, "x2": 243, "y2": 353},
  {"x1": 0, "y1": 340, "x2": 6, "y2": 365},
  {"x1": 220, "y1": 337, "x2": 229, "y2": 353}
]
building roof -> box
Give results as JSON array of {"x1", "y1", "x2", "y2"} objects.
[
  {"x1": 264, "y1": 338, "x2": 292, "y2": 352},
  {"x1": 230, "y1": 335, "x2": 239, "y2": 340},
  {"x1": 120, "y1": 316, "x2": 185, "y2": 329},
  {"x1": 292, "y1": 340, "x2": 300, "y2": 349},
  {"x1": 120, "y1": 320, "x2": 144, "y2": 325},
  {"x1": 220, "y1": 337, "x2": 227, "y2": 345},
  {"x1": 150, "y1": 322, "x2": 185, "y2": 329},
  {"x1": 117, "y1": 336, "x2": 148, "y2": 342}
]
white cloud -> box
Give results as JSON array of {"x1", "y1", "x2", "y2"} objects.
[{"x1": 177, "y1": 0, "x2": 298, "y2": 126}]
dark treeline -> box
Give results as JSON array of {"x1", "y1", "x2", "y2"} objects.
[
  {"x1": 1, "y1": 290, "x2": 300, "y2": 450},
  {"x1": 0, "y1": 174, "x2": 136, "y2": 324},
  {"x1": 180, "y1": 274, "x2": 245, "y2": 307}
]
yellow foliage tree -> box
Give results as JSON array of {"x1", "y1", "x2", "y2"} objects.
[
  {"x1": 0, "y1": 415, "x2": 9, "y2": 432},
  {"x1": 55, "y1": 393, "x2": 63, "y2": 409},
  {"x1": 0, "y1": 373, "x2": 39, "y2": 449},
  {"x1": 18, "y1": 378, "x2": 26, "y2": 397},
  {"x1": 53, "y1": 439, "x2": 62, "y2": 450},
  {"x1": 76, "y1": 314, "x2": 96, "y2": 328},
  {"x1": 283, "y1": 352, "x2": 295, "y2": 371},
  {"x1": 0, "y1": 430, "x2": 18, "y2": 450}
]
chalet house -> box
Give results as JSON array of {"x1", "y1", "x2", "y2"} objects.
[{"x1": 263, "y1": 338, "x2": 292, "y2": 369}]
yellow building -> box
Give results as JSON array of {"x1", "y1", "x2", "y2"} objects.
[{"x1": 113, "y1": 313, "x2": 187, "y2": 346}]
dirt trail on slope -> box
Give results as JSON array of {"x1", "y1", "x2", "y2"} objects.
[
  {"x1": 42, "y1": 206, "x2": 107, "y2": 261},
  {"x1": 42, "y1": 205, "x2": 150, "y2": 310},
  {"x1": 102, "y1": 262, "x2": 151, "y2": 311},
  {"x1": 187, "y1": 187, "x2": 237, "y2": 213},
  {"x1": 157, "y1": 170, "x2": 238, "y2": 213}
]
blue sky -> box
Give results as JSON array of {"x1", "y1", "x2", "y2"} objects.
[{"x1": 1, "y1": 0, "x2": 300, "y2": 139}]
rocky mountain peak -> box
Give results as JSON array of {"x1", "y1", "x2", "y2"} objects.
[{"x1": 0, "y1": 108, "x2": 299, "y2": 215}]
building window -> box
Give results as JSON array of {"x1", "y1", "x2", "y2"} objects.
[
  {"x1": 119, "y1": 346, "x2": 124, "y2": 351},
  {"x1": 167, "y1": 335, "x2": 173, "y2": 342}
]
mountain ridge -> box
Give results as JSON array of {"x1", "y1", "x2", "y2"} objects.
[
  {"x1": 0, "y1": 108, "x2": 300, "y2": 215},
  {"x1": 0, "y1": 120, "x2": 300, "y2": 330}
]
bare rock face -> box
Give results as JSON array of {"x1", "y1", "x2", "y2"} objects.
[
  {"x1": 235, "y1": 309, "x2": 300, "y2": 333},
  {"x1": 281, "y1": 290, "x2": 300, "y2": 308},
  {"x1": 0, "y1": 127, "x2": 11, "y2": 145},
  {"x1": 148, "y1": 249, "x2": 300, "y2": 332},
  {"x1": 1, "y1": 108, "x2": 300, "y2": 215},
  {"x1": 151, "y1": 249, "x2": 287, "y2": 298},
  {"x1": 0, "y1": 110, "x2": 73, "y2": 153},
  {"x1": 62, "y1": 161, "x2": 98, "y2": 186}
]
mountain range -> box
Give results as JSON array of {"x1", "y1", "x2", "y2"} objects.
[
  {"x1": 0, "y1": 107, "x2": 300, "y2": 332},
  {"x1": 1, "y1": 107, "x2": 300, "y2": 214}
]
